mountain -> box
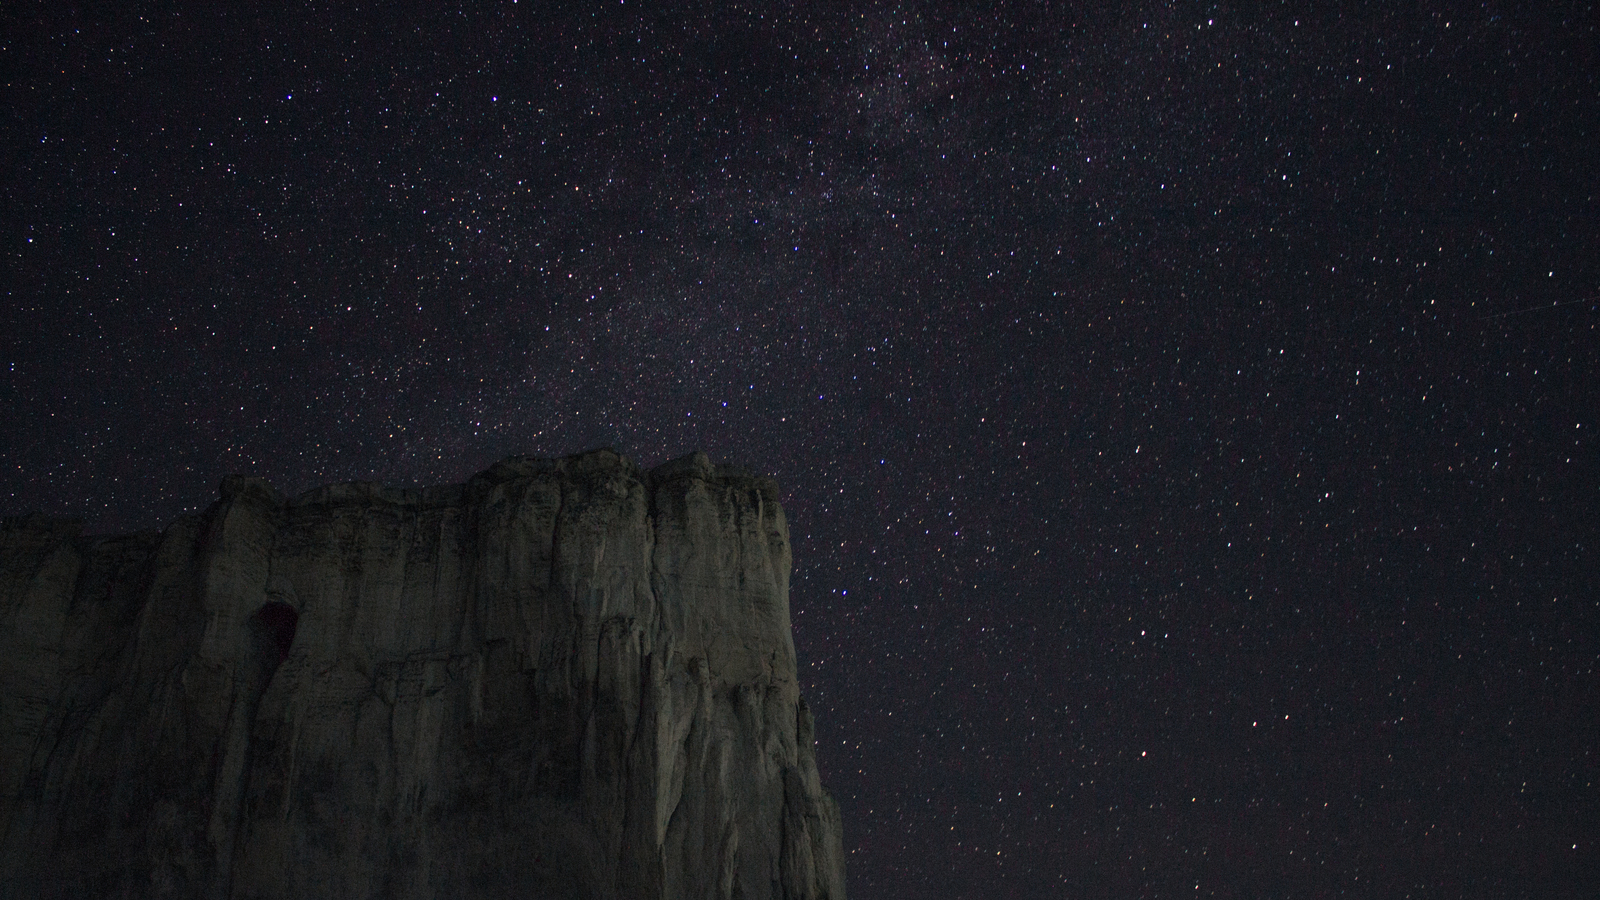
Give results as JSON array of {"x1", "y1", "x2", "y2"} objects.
[{"x1": 0, "y1": 450, "x2": 845, "y2": 900}]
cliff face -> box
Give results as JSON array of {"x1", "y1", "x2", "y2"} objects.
[{"x1": 0, "y1": 450, "x2": 845, "y2": 900}]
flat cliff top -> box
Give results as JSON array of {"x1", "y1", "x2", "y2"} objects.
[{"x1": 5, "y1": 449, "x2": 782, "y2": 539}]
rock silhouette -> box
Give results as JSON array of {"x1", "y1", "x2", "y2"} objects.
[{"x1": 0, "y1": 450, "x2": 845, "y2": 900}]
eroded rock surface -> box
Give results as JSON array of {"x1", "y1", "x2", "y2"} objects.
[{"x1": 0, "y1": 450, "x2": 845, "y2": 900}]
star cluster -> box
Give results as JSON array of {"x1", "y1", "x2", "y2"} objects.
[{"x1": 4, "y1": 2, "x2": 1597, "y2": 897}]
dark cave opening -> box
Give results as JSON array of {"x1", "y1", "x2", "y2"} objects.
[{"x1": 250, "y1": 601, "x2": 299, "y2": 666}]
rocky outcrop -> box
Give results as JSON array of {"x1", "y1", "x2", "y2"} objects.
[{"x1": 0, "y1": 450, "x2": 845, "y2": 900}]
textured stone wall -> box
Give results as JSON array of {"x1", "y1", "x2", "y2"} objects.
[{"x1": 0, "y1": 450, "x2": 845, "y2": 900}]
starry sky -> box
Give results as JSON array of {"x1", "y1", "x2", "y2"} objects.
[{"x1": 4, "y1": 2, "x2": 1598, "y2": 896}]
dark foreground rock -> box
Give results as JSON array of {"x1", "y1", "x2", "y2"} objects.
[{"x1": 0, "y1": 450, "x2": 845, "y2": 900}]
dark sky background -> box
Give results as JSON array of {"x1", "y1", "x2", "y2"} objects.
[{"x1": 4, "y1": 1, "x2": 1598, "y2": 896}]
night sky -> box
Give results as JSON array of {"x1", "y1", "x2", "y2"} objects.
[{"x1": 4, "y1": 2, "x2": 1598, "y2": 896}]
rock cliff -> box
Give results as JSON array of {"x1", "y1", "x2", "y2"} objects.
[{"x1": 0, "y1": 450, "x2": 845, "y2": 900}]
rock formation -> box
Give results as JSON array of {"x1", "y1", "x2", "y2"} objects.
[{"x1": 0, "y1": 450, "x2": 845, "y2": 900}]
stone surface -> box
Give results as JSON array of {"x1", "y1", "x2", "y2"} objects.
[{"x1": 0, "y1": 450, "x2": 845, "y2": 900}]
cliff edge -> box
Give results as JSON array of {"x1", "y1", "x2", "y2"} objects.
[{"x1": 0, "y1": 450, "x2": 846, "y2": 900}]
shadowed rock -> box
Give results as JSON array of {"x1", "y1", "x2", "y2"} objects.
[{"x1": 0, "y1": 450, "x2": 845, "y2": 900}]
